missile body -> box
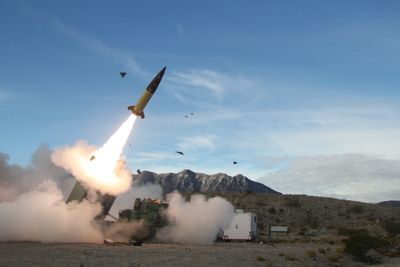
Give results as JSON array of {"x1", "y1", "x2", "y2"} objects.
[{"x1": 128, "y1": 66, "x2": 166, "y2": 118}]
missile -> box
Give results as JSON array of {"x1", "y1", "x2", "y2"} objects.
[{"x1": 128, "y1": 66, "x2": 166, "y2": 118}]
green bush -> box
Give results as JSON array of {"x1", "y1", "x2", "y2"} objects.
[
  {"x1": 349, "y1": 205, "x2": 364, "y2": 214},
  {"x1": 383, "y1": 219, "x2": 400, "y2": 236},
  {"x1": 343, "y1": 232, "x2": 388, "y2": 264},
  {"x1": 268, "y1": 207, "x2": 277, "y2": 214},
  {"x1": 256, "y1": 256, "x2": 266, "y2": 262},
  {"x1": 284, "y1": 197, "x2": 301, "y2": 208},
  {"x1": 338, "y1": 228, "x2": 368, "y2": 236},
  {"x1": 305, "y1": 250, "x2": 316, "y2": 257}
]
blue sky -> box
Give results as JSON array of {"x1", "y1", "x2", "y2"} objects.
[{"x1": 1, "y1": 1, "x2": 400, "y2": 202}]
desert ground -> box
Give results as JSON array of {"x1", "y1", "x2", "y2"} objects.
[{"x1": 1, "y1": 241, "x2": 400, "y2": 267}]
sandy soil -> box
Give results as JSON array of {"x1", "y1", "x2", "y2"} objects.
[{"x1": 1, "y1": 241, "x2": 399, "y2": 267}]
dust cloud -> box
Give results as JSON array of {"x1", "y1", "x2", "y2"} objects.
[
  {"x1": 157, "y1": 192, "x2": 235, "y2": 244},
  {"x1": 0, "y1": 148, "x2": 104, "y2": 243}
]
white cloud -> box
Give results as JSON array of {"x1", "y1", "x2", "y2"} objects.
[
  {"x1": 177, "y1": 135, "x2": 216, "y2": 152},
  {"x1": 167, "y1": 69, "x2": 259, "y2": 101},
  {"x1": 269, "y1": 127, "x2": 400, "y2": 156},
  {"x1": 169, "y1": 69, "x2": 224, "y2": 97},
  {"x1": 9, "y1": 1, "x2": 146, "y2": 76},
  {"x1": 53, "y1": 19, "x2": 144, "y2": 75},
  {"x1": 134, "y1": 151, "x2": 175, "y2": 162},
  {"x1": 260, "y1": 154, "x2": 400, "y2": 203}
]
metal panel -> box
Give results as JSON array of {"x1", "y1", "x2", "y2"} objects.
[
  {"x1": 270, "y1": 226, "x2": 288, "y2": 232},
  {"x1": 66, "y1": 181, "x2": 87, "y2": 203}
]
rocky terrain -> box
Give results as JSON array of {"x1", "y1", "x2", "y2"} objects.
[
  {"x1": 205, "y1": 192, "x2": 400, "y2": 240},
  {"x1": 131, "y1": 170, "x2": 400, "y2": 241},
  {"x1": 131, "y1": 169, "x2": 279, "y2": 195}
]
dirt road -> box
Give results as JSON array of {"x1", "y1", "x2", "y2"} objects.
[{"x1": 1, "y1": 242, "x2": 399, "y2": 266}]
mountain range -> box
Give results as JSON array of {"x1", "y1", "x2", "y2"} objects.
[{"x1": 131, "y1": 169, "x2": 280, "y2": 195}]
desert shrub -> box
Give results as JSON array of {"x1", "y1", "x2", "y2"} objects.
[
  {"x1": 327, "y1": 255, "x2": 341, "y2": 262},
  {"x1": 305, "y1": 250, "x2": 316, "y2": 257},
  {"x1": 343, "y1": 231, "x2": 388, "y2": 264},
  {"x1": 255, "y1": 199, "x2": 264, "y2": 205},
  {"x1": 349, "y1": 205, "x2": 364, "y2": 214},
  {"x1": 256, "y1": 256, "x2": 266, "y2": 262},
  {"x1": 317, "y1": 248, "x2": 326, "y2": 254},
  {"x1": 244, "y1": 190, "x2": 253, "y2": 195},
  {"x1": 285, "y1": 255, "x2": 297, "y2": 261},
  {"x1": 305, "y1": 214, "x2": 319, "y2": 228},
  {"x1": 279, "y1": 208, "x2": 284, "y2": 213},
  {"x1": 268, "y1": 207, "x2": 277, "y2": 214},
  {"x1": 337, "y1": 228, "x2": 368, "y2": 236},
  {"x1": 284, "y1": 197, "x2": 301, "y2": 208},
  {"x1": 383, "y1": 219, "x2": 400, "y2": 236},
  {"x1": 336, "y1": 247, "x2": 344, "y2": 254}
]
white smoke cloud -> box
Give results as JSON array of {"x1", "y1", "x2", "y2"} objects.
[
  {"x1": 157, "y1": 192, "x2": 234, "y2": 244},
  {"x1": 0, "y1": 144, "x2": 72, "y2": 202},
  {"x1": 0, "y1": 114, "x2": 139, "y2": 243},
  {"x1": 108, "y1": 184, "x2": 163, "y2": 219},
  {"x1": 0, "y1": 180, "x2": 103, "y2": 243}
]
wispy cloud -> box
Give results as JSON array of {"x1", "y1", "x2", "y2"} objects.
[
  {"x1": 52, "y1": 19, "x2": 145, "y2": 76},
  {"x1": 169, "y1": 69, "x2": 224, "y2": 97},
  {"x1": 135, "y1": 151, "x2": 175, "y2": 161},
  {"x1": 268, "y1": 126, "x2": 400, "y2": 157},
  {"x1": 260, "y1": 154, "x2": 400, "y2": 203},
  {"x1": 177, "y1": 135, "x2": 216, "y2": 152},
  {"x1": 8, "y1": 1, "x2": 145, "y2": 77},
  {"x1": 167, "y1": 68, "x2": 260, "y2": 102}
]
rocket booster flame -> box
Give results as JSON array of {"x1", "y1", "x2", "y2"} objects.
[{"x1": 52, "y1": 115, "x2": 137, "y2": 196}]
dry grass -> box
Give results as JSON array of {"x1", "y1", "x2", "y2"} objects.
[
  {"x1": 327, "y1": 254, "x2": 341, "y2": 262},
  {"x1": 256, "y1": 256, "x2": 266, "y2": 262},
  {"x1": 305, "y1": 250, "x2": 317, "y2": 258},
  {"x1": 285, "y1": 254, "x2": 298, "y2": 261}
]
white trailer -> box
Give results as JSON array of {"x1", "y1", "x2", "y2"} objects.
[{"x1": 221, "y1": 209, "x2": 257, "y2": 241}]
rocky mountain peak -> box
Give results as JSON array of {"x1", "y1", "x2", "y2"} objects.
[{"x1": 131, "y1": 170, "x2": 280, "y2": 195}]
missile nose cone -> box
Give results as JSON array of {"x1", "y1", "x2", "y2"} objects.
[
  {"x1": 159, "y1": 66, "x2": 167, "y2": 77},
  {"x1": 146, "y1": 66, "x2": 167, "y2": 93}
]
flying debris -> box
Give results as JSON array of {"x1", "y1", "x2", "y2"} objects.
[
  {"x1": 175, "y1": 151, "x2": 184, "y2": 155},
  {"x1": 90, "y1": 155, "x2": 96, "y2": 161},
  {"x1": 128, "y1": 66, "x2": 166, "y2": 118},
  {"x1": 233, "y1": 161, "x2": 238, "y2": 165},
  {"x1": 185, "y1": 112, "x2": 194, "y2": 118},
  {"x1": 120, "y1": 72, "x2": 127, "y2": 78},
  {"x1": 137, "y1": 169, "x2": 142, "y2": 174}
]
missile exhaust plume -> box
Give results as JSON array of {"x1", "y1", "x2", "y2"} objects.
[{"x1": 52, "y1": 115, "x2": 137, "y2": 196}]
